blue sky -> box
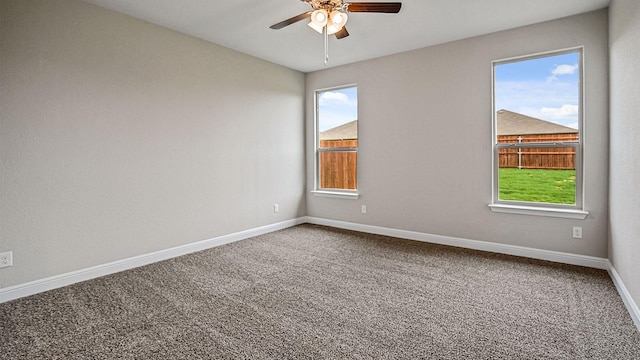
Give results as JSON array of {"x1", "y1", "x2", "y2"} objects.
[
  {"x1": 317, "y1": 86, "x2": 358, "y2": 132},
  {"x1": 495, "y1": 52, "x2": 580, "y2": 129}
]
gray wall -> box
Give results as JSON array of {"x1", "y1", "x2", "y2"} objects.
[
  {"x1": 306, "y1": 10, "x2": 609, "y2": 257},
  {"x1": 609, "y1": 0, "x2": 640, "y2": 312},
  {"x1": 0, "y1": 0, "x2": 305, "y2": 288}
]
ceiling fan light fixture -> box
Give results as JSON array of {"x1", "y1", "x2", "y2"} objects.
[
  {"x1": 310, "y1": 9, "x2": 328, "y2": 27},
  {"x1": 330, "y1": 10, "x2": 348, "y2": 27},
  {"x1": 270, "y1": 1, "x2": 403, "y2": 66}
]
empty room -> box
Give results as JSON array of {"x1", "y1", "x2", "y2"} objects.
[{"x1": 1, "y1": 0, "x2": 639, "y2": 358}]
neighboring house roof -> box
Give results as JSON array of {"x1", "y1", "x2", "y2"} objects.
[
  {"x1": 320, "y1": 120, "x2": 357, "y2": 140},
  {"x1": 497, "y1": 109, "x2": 577, "y2": 136}
]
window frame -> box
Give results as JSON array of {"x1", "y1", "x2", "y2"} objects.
[
  {"x1": 311, "y1": 84, "x2": 359, "y2": 200},
  {"x1": 489, "y1": 47, "x2": 588, "y2": 219}
]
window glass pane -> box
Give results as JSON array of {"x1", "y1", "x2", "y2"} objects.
[
  {"x1": 498, "y1": 163, "x2": 576, "y2": 205},
  {"x1": 317, "y1": 86, "x2": 358, "y2": 190},
  {"x1": 495, "y1": 52, "x2": 580, "y2": 142},
  {"x1": 319, "y1": 150, "x2": 357, "y2": 190},
  {"x1": 318, "y1": 87, "x2": 358, "y2": 137},
  {"x1": 494, "y1": 50, "x2": 581, "y2": 206}
]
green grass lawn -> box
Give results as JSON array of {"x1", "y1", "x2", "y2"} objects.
[{"x1": 499, "y1": 168, "x2": 576, "y2": 204}]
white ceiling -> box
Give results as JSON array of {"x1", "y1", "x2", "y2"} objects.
[{"x1": 82, "y1": 0, "x2": 609, "y2": 73}]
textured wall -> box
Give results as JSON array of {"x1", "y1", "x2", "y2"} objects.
[
  {"x1": 0, "y1": 0, "x2": 305, "y2": 288},
  {"x1": 609, "y1": 0, "x2": 640, "y2": 312},
  {"x1": 306, "y1": 10, "x2": 609, "y2": 257}
]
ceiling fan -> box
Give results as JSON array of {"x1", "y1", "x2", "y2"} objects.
[{"x1": 270, "y1": 0, "x2": 402, "y2": 65}]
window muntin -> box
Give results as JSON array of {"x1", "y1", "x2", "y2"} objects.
[
  {"x1": 492, "y1": 49, "x2": 583, "y2": 209},
  {"x1": 315, "y1": 85, "x2": 358, "y2": 192}
]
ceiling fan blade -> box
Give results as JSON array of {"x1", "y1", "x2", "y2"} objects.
[
  {"x1": 346, "y1": 2, "x2": 402, "y2": 13},
  {"x1": 335, "y1": 27, "x2": 349, "y2": 39},
  {"x1": 269, "y1": 12, "x2": 312, "y2": 30}
]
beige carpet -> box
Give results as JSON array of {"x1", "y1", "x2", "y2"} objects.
[{"x1": 1, "y1": 224, "x2": 639, "y2": 359}]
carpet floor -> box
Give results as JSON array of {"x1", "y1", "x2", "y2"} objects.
[{"x1": 1, "y1": 224, "x2": 639, "y2": 359}]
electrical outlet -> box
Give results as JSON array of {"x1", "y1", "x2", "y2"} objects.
[
  {"x1": 0, "y1": 251, "x2": 13, "y2": 268},
  {"x1": 273, "y1": 204, "x2": 279, "y2": 213},
  {"x1": 572, "y1": 226, "x2": 583, "y2": 239},
  {"x1": 361, "y1": 205, "x2": 367, "y2": 214}
]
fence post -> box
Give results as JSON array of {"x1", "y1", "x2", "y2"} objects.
[{"x1": 517, "y1": 136, "x2": 522, "y2": 169}]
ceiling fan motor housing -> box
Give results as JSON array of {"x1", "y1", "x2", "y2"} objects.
[{"x1": 305, "y1": 0, "x2": 347, "y2": 12}]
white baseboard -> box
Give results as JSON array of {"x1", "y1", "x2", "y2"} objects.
[
  {"x1": 0, "y1": 215, "x2": 626, "y2": 324},
  {"x1": 607, "y1": 263, "x2": 640, "y2": 331},
  {"x1": 0, "y1": 218, "x2": 306, "y2": 304},
  {"x1": 304, "y1": 217, "x2": 609, "y2": 270}
]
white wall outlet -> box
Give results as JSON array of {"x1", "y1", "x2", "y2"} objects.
[
  {"x1": 273, "y1": 204, "x2": 279, "y2": 213},
  {"x1": 572, "y1": 226, "x2": 583, "y2": 239},
  {"x1": 361, "y1": 205, "x2": 367, "y2": 214},
  {"x1": 0, "y1": 251, "x2": 13, "y2": 268}
]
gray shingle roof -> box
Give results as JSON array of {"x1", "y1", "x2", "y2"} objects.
[
  {"x1": 497, "y1": 109, "x2": 577, "y2": 136},
  {"x1": 320, "y1": 120, "x2": 357, "y2": 140}
]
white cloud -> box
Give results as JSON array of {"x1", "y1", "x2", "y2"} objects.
[
  {"x1": 552, "y1": 63, "x2": 578, "y2": 76},
  {"x1": 547, "y1": 63, "x2": 578, "y2": 82},
  {"x1": 539, "y1": 104, "x2": 579, "y2": 120},
  {"x1": 319, "y1": 91, "x2": 349, "y2": 105}
]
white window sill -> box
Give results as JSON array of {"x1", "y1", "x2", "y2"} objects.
[
  {"x1": 311, "y1": 190, "x2": 360, "y2": 200},
  {"x1": 488, "y1": 203, "x2": 588, "y2": 219}
]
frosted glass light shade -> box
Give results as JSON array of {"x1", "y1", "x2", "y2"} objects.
[
  {"x1": 330, "y1": 10, "x2": 348, "y2": 27},
  {"x1": 308, "y1": 21, "x2": 324, "y2": 33},
  {"x1": 326, "y1": 20, "x2": 341, "y2": 35},
  {"x1": 311, "y1": 9, "x2": 328, "y2": 27}
]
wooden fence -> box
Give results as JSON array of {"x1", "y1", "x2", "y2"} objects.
[
  {"x1": 498, "y1": 133, "x2": 578, "y2": 170},
  {"x1": 319, "y1": 139, "x2": 357, "y2": 190},
  {"x1": 318, "y1": 133, "x2": 577, "y2": 189}
]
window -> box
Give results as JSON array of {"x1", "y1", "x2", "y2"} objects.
[
  {"x1": 490, "y1": 48, "x2": 587, "y2": 219},
  {"x1": 313, "y1": 85, "x2": 358, "y2": 198}
]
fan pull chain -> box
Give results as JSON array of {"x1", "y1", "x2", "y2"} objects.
[{"x1": 324, "y1": 25, "x2": 329, "y2": 66}]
